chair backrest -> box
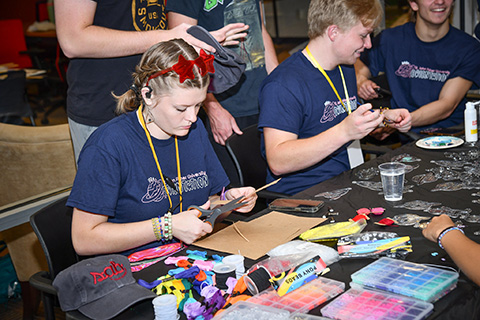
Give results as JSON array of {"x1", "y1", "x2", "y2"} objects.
[
  {"x1": 0, "y1": 70, "x2": 35, "y2": 121},
  {"x1": 30, "y1": 196, "x2": 79, "y2": 279},
  {"x1": 0, "y1": 122, "x2": 76, "y2": 206},
  {"x1": 0, "y1": 19, "x2": 32, "y2": 68},
  {"x1": 225, "y1": 124, "x2": 266, "y2": 189}
]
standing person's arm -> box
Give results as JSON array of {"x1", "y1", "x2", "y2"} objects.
[
  {"x1": 259, "y1": 1, "x2": 278, "y2": 74},
  {"x1": 423, "y1": 215, "x2": 480, "y2": 286},
  {"x1": 167, "y1": 12, "x2": 248, "y2": 46},
  {"x1": 54, "y1": 0, "x2": 214, "y2": 59}
]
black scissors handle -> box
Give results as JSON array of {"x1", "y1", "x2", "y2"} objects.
[{"x1": 188, "y1": 196, "x2": 246, "y2": 227}]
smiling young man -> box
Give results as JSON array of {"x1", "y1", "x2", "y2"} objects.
[
  {"x1": 356, "y1": 0, "x2": 480, "y2": 136},
  {"x1": 258, "y1": 0, "x2": 412, "y2": 196}
]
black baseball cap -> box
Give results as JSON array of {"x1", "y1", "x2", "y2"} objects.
[
  {"x1": 53, "y1": 254, "x2": 156, "y2": 320},
  {"x1": 187, "y1": 25, "x2": 246, "y2": 94}
]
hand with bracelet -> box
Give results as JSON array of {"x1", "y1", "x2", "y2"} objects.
[
  {"x1": 422, "y1": 214, "x2": 459, "y2": 245},
  {"x1": 422, "y1": 214, "x2": 480, "y2": 286}
]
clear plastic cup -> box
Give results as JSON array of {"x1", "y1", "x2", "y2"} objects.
[{"x1": 378, "y1": 162, "x2": 406, "y2": 201}]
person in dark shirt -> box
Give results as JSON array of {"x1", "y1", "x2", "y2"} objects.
[{"x1": 67, "y1": 39, "x2": 257, "y2": 256}]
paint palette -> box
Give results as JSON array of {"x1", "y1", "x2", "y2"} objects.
[
  {"x1": 248, "y1": 276, "x2": 345, "y2": 314},
  {"x1": 350, "y1": 257, "x2": 458, "y2": 303},
  {"x1": 321, "y1": 285, "x2": 433, "y2": 320}
]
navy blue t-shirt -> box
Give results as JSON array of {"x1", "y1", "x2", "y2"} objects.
[
  {"x1": 259, "y1": 51, "x2": 359, "y2": 196},
  {"x1": 67, "y1": 111, "x2": 229, "y2": 255},
  {"x1": 67, "y1": 0, "x2": 167, "y2": 126},
  {"x1": 361, "y1": 22, "x2": 480, "y2": 132},
  {"x1": 166, "y1": 0, "x2": 267, "y2": 118}
]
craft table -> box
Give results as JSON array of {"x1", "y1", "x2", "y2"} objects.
[{"x1": 132, "y1": 139, "x2": 480, "y2": 319}]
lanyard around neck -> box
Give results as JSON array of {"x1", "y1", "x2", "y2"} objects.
[
  {"x1": 137, "y1": 106, "x2": 183, "y2": 212},
  {"x1": 305, "y1": 45, "x2": 352, "y2": 114}
]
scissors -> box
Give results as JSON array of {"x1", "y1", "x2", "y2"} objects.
[{"x1": 188, "y1": 196, "x2": 246, "y2": 227}]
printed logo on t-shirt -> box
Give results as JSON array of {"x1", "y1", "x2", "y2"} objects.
[
  {"x1": 320, "y1": 97, "x2": 358, "y2": 123},
  {"x1": 141, "y1": 172, "x2": 210, "y2": 203},
  {"x1": 204, "y1": 0, "x2": 224, "y2": 12},
  {"x1": 132, "y1": 0, "x2": 167, "y2": 31},
  {"x1": 395, "y1": 61, "x2": 449, "y2": 82}
]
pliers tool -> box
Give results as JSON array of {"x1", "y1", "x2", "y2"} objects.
[{"x1": 188, "y1": 196, "x2": 246, "y2": 227}]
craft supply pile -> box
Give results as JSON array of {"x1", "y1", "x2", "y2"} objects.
[
  {"x1": 129, "y1": 221, "x2": 455, "y2": 320},
  {"x1": 126, "y1": 192, "x2": 468, "y2": 320},
  {"x1": 56, "y1": 143, "x2": 478, "y2": 319}
]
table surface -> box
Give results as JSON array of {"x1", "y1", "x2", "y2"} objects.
[
  {"x1": 130, "y1": 139, "x2": 480, "y2": 319},
  {"x1": 0, "y1": 186, "x2": 71, "y2": 231}
]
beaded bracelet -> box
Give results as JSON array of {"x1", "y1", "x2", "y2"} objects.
[
  {"x1": 437, "y1": 226, "x2": 464, "y2": 249},
  {"x1": 151, "y1": 217, "x2": 162, "y2": 241},
  {"x1": 159, "y1": 216, "x2": 164, "y2": 240},
  {"x1": 379, "y1": 106, "x2": 390, "y2": 127},
  {"x1": 164, "y1": 212, "x2": 173, "y2": 241},
  {"x1": 162, "y1": 215, "x2": 168, "y2": 243}
]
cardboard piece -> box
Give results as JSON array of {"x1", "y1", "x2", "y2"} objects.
[{"x1": 193, "y1": 211, "x2": 326, "y2": 260}]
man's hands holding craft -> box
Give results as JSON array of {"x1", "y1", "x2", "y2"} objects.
[
  {"x1": 340, "y1": 104, "x2": 385, "y2": 141},
  {"x1": 368, "y1": 108, "x2": 412, "y2": 141},
  {"x1": 339, "y1": 104, "x2": 411, "y2": 141}
]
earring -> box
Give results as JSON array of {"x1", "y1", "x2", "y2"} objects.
[{"x1": 145, "y1": 108, "x2": 155, "y2": 124}]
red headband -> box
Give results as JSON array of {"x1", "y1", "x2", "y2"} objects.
[{"x1": 146, "y1": 49, "x2": 215, "y2": 86}]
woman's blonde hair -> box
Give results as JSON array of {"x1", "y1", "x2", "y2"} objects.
[
  {"x1": 115, "y1": 38, "x2": 210, "y2": 114},
  {"x1": 308, "y1": 0, "x2": 383, "y2": 39}
]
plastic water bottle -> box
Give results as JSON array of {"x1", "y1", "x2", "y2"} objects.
[
  {"x1": 224, "y1": 0, "x2": 265, "y2": 71},
  {"x1": 464, "y1": 101, "x2": 478, "y2": 146}
]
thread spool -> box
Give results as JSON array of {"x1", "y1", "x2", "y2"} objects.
[
  {"x1": 222, "y1": 254, "x2": 245, "y2": 278},
  {"x1": 213, "y1": 263, "x2": 236, "y2": 290},
  {"x1": 244, "y1": 266, "x2": 272, "y2": 295},
  {"x1": 152, "y1": 294, "x2": 178, "y2": 320}
]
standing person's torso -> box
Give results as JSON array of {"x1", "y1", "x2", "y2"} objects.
[
  {"x1": 166, "y1": 0, "x2": 267, "y2": 117},
  {"x1": 66, "y1": 0, "x2": 167, "y2": 126}
]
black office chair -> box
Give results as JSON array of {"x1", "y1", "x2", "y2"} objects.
[
  {"x1": 225, "y1": 124, "x2": 288, "y2": 207},
  {"x1": 29, "y1": 197, "x2": 155, "y2": 320},
  {"x1": 28, "y1": 196, "x2": 89, "y2": 320},
  {"x1": 0, "y1": 70, "x2": 36, "y2": 125}
]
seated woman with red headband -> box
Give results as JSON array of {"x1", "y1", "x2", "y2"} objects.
[{"x1": 66, "y1": 39, "x2": 257, "y2": 256}]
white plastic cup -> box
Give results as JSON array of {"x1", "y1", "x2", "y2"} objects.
[
  {"x1": 152, "y1": 294, "x2": 178, "y2": 320},
  {"x1": 378, "y1": 162, "x2": 406, "y2": 201}
]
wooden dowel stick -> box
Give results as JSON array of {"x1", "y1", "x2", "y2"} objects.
[{"x1": 255, "y1": 178, "x2": 282, "y2": 193}]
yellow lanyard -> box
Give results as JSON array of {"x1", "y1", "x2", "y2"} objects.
[
  {"x1": 137, "y1": 106, "x2": 183, "y2": 212},
  {"x1": 305, "y1": 45, "x2": 352, "y2": 114}
]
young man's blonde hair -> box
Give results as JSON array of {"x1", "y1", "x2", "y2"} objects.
[{"x1": 308, "y1": 0, "x2": 383, "y2": 39}]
